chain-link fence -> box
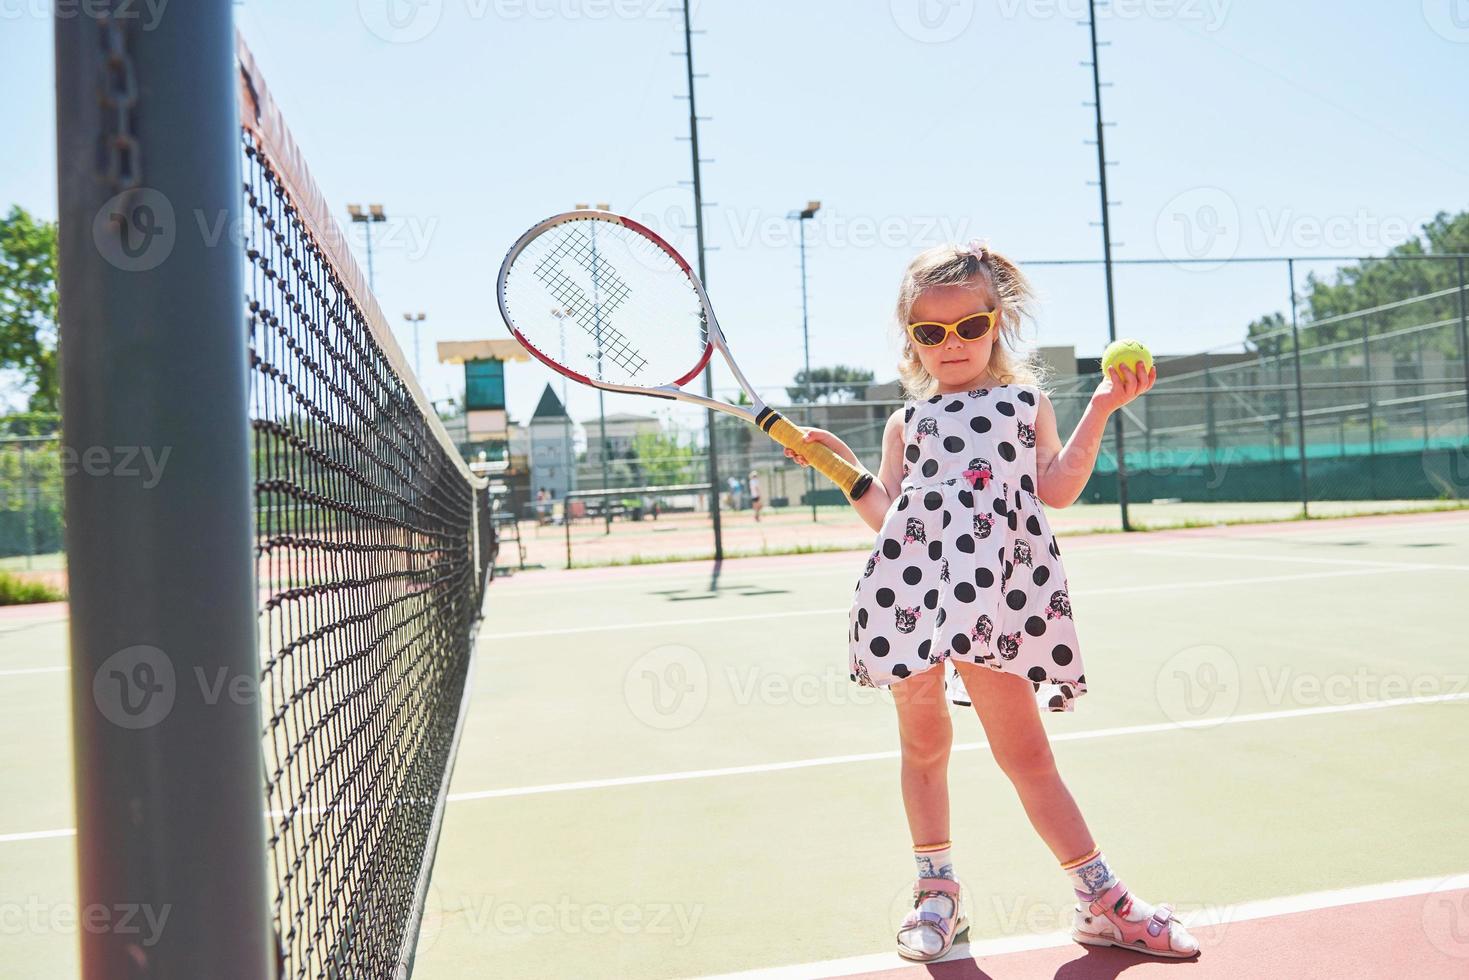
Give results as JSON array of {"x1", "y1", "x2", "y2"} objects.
[{"x1": 0, "y1": 416, "x2": 64, "y2": 570}]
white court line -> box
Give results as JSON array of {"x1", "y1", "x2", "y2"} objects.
[
  {"x1": 1134, "y1": 548, "x2": 1469, "y2": 572},
  {"x1": 5, "y1": 691, "x2": 1465, "y2": 847},
  {"x1": 688, "y1": 872, "x2": 1469, "y2": 979},
  {"x1": 477, "y1": 564, "x2": 1428, "y2": 640},
  {"x1": 0, "y1": 827, "x2": 75, "y2": 844},
  {"x1": 0, "y1": 665, "x2": 67, "y2": 678},
  {"x1": 442, "y1": 690, "x2": 1469, "y2": 803}
]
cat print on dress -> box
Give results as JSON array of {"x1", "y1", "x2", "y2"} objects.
[
  {"x1": 1013, "y1": 539, "x2": 1033, "y2": 567},
  {"x1": 915, "y1": 417, "x2": 939, "y2": 443},
  {"x1": 963, "y1": 457, "x2": 993, "y2": 489},
  {"x1": 970, "y1": 614, "x2": 994, "y2": 648},
  {"x1": 973, "y1": 512, "x2": 994, "y2": 539},
  {"x1": 895, "y1": 605, "x2": 922, "y2": 634},
  {"x1": 996, "y1": 631, "x2": 1022, "y2": 661},
  {"x1": 1046, "y1": 588, "x2": 1072, "y2": 620},
  {"x1": 1017, "y1": 419, "x2": 1036, "y2": 448},
  {"x1": 939, "y1": 557, "x2": 950, "y2": 583},
  {"x1": 903, "y1": 517, "x2": 927, "y2": 545}
]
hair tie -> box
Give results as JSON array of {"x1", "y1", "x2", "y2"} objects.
[{"x1": 962, "y1": 238, "x2": 988, "y2": 263}]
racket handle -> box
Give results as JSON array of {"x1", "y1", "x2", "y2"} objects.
[{"x1": 756, "y1": 409, "x2": 873, "y2": 500}]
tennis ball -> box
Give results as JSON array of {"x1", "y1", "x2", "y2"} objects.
[{"x1": 1101, "y1": 338, "x2": 1153, "y2": 376}]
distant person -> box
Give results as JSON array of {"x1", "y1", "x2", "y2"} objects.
[{"x1": 748, "y1": 469, "x2": 763, "y2": 522}]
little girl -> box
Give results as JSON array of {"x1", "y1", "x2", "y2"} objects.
[{"x1": 785, "y1": 241, "x2": 1200, "y2": 962}]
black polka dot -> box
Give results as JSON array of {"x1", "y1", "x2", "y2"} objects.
[
  {"x1": 943, "y1": 435, "x2": 965, "y2": 453},
  {"x1": 975, "y1": 568, "x2": 994, "y2": 588},
  {"x1": 1006, "y1": 589, "x2": 1027, "y2": 610},
  {"x1": 946, "y1": 400, "x2": 964, "y2": 412},
  {"x1": 952, "y1": 634, "x2": 971, "y2": 655},
  {"x1": 883, "y1": 539, "x2": 901, "y2": 559},
  {"x1": 927, "y1": 394, "x2": 942, "y2": 404},
  {"x1": 924, "y1": 589, "x2": 940, "y2": 609},
  {"x1": 870, "y1": 637, "x2": 889, "y2": 657},
  {"x1": 876, "y1": 588, "x2": 895, "y2": 607},
  {"x1": 955, "y1": 535, "x2": 975, "y2": 554},
  {"x1": 858, "y1": 609, "x2": 869, "y2": 627},
  {"x1": 1020, "y1": 474, "x2": 1035, "y2": 493},
  {"x1": 953, "y1": 581, "x2": 976, "y2": 603},
  {"x1": 1027, "y1": 666, "x2": 1048, "y2": 683},
  {"x1": 995, "y1": 401, "x2": 1015, "y2": 417},
  {"x1": 903, "y1": 566, "x2": 923, "y2": 586},
  {"x1": 905, "y1": 444, "x2": 920, "y2": 463},
  {"x1": 1032, "y1": 565, "x2": 1051, "y2": 586},
  {"x1": 928, "y1": 541, "x2": 943, "y2": 561},
  {"x1": 998, "y1": 442, "x2": 1016, "y2": 462},
  {"x1": 893, "y1": 663, "x2": 910, "y2": 678},
  {"x1": 1003, "y1": 560, "x2": 1013, "y2": 579},
  {"x1": 935, "y1": 608, "x2": 947, "y2": 628},
  {"x1": 1025, "y1": 616, "x2": 1046, "y2": 636},
  {"x1": 921, "y1": 459, "x2": 939, "y2": 479},
  {"x1": 1027, "y1": 515, "x2": 1042, "y2": 535},
  {"x1": 1008, "y1": 512, "x2": 1018, "y2": 531},
  {"x1": 918, "y1": 639, "x2": 931, "y2": 659},
  {"x1": 1017, "y1": 390, "x2": 1035, "y2": 405},
  {"x1": 1078, "y1": 674, "x2": 1086, "y2": 685},
  {"x1": 905, "y1": 405, "x2": 916, "y2": 421},
  {"x1": 1015, "y1": 490, "x2": 1023, "y2": 510},
  {"x1": 924, "y1": 492, "x2": 943, "y2": 511},
  {"x1": 1049, "y1": 695, "x2": 1064, "y2": 710},
  {"x1": 941, "y1": 511, "x2": 952, "y2": 529},
  {"x1": 957, "y1": 489, "x2": 974, "y2": 508},
  {"x1": 896, "y1": 495, "x2": 909, "y2": 511},
  {"x1": 970, "y1": 416, "x2": 991, "y2": 434},
  {"x1": 1052, "y1": 644, "x2": 1073, "y2": 666}
]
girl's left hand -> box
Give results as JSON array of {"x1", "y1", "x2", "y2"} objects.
[{"x1": 1092, "y1": 361, "x2": 1156, "y2": 414}]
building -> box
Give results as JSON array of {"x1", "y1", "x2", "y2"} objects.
[
  {"x1": 582, "y1": 412, "x2": 662, "y2": 464},
  {"x1": 528, "y1": 384, "x2": 576, "y2": 502}
]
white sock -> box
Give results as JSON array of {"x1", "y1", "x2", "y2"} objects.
[{"x1": 1063, "y1": 848, "x2": 1156, "y2": 921}]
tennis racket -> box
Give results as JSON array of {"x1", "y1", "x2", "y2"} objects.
[{"x1": 496, "y1": 210, "x2": 873, "y2": 499}]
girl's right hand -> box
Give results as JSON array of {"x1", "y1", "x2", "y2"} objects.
[{"x1": 783, "y1": 427, "x2": 857, "y2": 468}]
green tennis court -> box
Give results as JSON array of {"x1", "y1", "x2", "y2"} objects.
[{"x1": 11, "y1": 510, "x2": 1462, "y2": 976}]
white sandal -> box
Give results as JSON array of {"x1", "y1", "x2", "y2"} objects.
[{"x1": 895, "y1": 877, "x2": 969, "y2": 962}]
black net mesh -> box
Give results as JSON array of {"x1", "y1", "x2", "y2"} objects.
[{"x1": 243, "y1": 134, "x2": 488, "y2": 979}]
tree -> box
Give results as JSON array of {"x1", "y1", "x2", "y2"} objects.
[
  {"x1": 786, "y1": 364, "x2": 875, "y2": 404},
  {"x1": 0, "y1": 207, "x2": 60, "y2": 412},
  {"x1": 627, "y1": 430, "x2": 699, "y2": 486}
]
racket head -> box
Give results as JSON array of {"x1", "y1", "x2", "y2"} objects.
[{"x1": 497, "y1": 211, "x2": 714, "y2": 393}]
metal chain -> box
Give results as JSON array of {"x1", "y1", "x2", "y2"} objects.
[{"x1": 97, "y1": 6, "x2": 141, "y2": 195}]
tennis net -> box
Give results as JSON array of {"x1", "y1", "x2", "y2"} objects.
[{"x1": 240, "y1": 39, "x2": 489, "y2": 978}]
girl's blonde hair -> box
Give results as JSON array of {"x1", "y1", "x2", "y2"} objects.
[{"x1": 894, "y1": 242, "x2": 1048, "y2": 400}]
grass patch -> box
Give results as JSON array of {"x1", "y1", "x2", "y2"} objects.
[{"x1": 0, "y1": 571, "x2": 66, "y2": 605}]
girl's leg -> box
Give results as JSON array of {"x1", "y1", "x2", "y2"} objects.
[
  {"x1": 890, "y1": 664, "x2": 954, "y2": 847},
  {"x1": 890, "y1": 665, "x2": 967, "y2": 960},
  {"x1": 949, "y1": 660, "x2": 1092, "y2": 860},
  {"x1": 951, "y1": 660, "x2": 1200, "y2": 957}
]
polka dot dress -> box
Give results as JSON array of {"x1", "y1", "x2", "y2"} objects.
[{"x1": 848, "y1": 384, "x2": 1087, "y2": 713}]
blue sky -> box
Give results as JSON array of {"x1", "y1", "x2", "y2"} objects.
[{"x1": 4, "y1": 1, "x2": 1467, "y2": 429}]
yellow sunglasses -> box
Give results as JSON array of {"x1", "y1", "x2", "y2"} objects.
[{"x1": 907, "y1": 310, "x2": 998, "y2": 347}]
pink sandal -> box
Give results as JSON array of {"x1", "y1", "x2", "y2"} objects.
[
  {"x1": 1071, "y1": 880, "x2": 1200, "y2": 958},
  {"x1": 896, "y1": 877, "x2": 969, "y2": 962}
]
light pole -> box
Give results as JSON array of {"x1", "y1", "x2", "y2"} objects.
[
  {"x1": 788, "y1": 200, "x2": 821, "y2": 521},
  {"x1": 575, "y1": 202, "x2": 614, "y2": 533},
  {"x1": 402, "y1": 312, "x2": 425, "y2": 377},
  {"x1": 346, "y1": 203, "x2": 386, "y2": 291}
]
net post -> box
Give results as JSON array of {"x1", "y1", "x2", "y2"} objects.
[{"x1": 55, "y1": 4, "x2": 275, "y2": 978}]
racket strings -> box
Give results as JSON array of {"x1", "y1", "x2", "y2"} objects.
[{"x1": 502, "y1": 217, "x2": 708, "y2": 389}]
